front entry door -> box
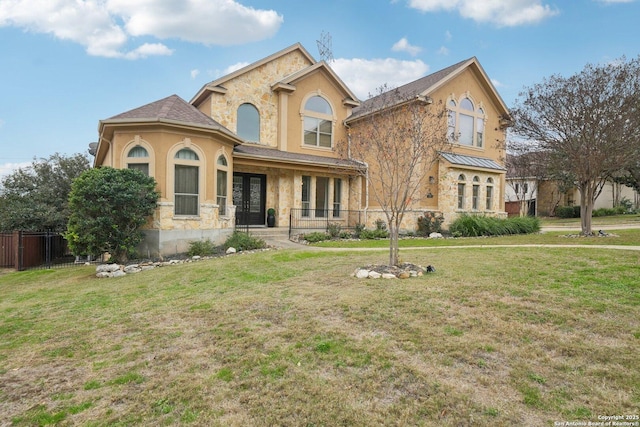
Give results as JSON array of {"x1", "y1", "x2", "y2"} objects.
[{"x1": 233, "y1": 173, "x2": 266, "y2": 226}]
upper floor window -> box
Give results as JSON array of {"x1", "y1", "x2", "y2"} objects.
[
  {"x1": 237, "y1": 103, "x2": 260, "y2": 142},
  {"x1": 127, "y1": 145, "x2": 149, "y2": 176},
  {"x1": 303, "y1": 96, "x2": 333, "y2": 148},
  {"x1": 448, "y1": 96, "x2": 486, "y2": 148}
]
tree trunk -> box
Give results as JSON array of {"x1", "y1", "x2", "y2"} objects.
[
  {"x1": 388, "y1": 223, "x2": 400, "y2": 267},
  {"x1": 579, "y1": 186, "x2": 593, "y2": 235}
]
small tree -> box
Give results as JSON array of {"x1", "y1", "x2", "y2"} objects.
[
  {"x1": 511, "y1": 56, "x2": 640, "y2": 234},
  {"x1": 346, "y1": 86, "x2": 451, "y2": 266},
  {"x1": 66, "y1": 167, "x2": 159, "y2": 263},
  {"x1": 0, "y1": 153, "x2": 90, "y2": 231}
]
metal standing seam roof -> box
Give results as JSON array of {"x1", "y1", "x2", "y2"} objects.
[
  {"x1": 234, "y1": 144, "x2": 364, "y2": 169},
  {"x1": 439, "y1": 152, "x2": 506, "y2": 171}
]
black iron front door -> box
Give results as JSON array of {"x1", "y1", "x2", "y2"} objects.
[{"x1": 233, "y1": 173, "x2": 266, "y2": 226}]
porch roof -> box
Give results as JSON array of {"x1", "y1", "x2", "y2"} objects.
[
  {"x1": 233, "y1": 144, "x2": 364, "y2": 171},
  {"x1": 440, "y1": 152, "x2": 506, "y2": 171}
]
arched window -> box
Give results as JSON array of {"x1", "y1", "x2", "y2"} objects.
[
  {"x1": 216, "y1": 155, "x2": 228, "y2": 216},
  {"x1": 472, "y1": 176, "x2": 480, "y2": 210},
  {"x1": 127, "y1": 145, "x2": 149, "y2": 176},
  {"x1": 457, "y1": 174, "x2": 466, "y2": 210},
  {"x1": 447, "y1": 96, "x2": 486, "y2": 147},
  {"x1": 303, "y1": 95, "x2": 333, "y2": 148},
  {"x1": 486, "y1": 177, "x2": 494, "y2": 210},
  {"x1": 174, "y1": 148, "x2": 199, "y2": 216},
  {"x1": 237, "y1": 103, "x2": 260, "y2": 142}
]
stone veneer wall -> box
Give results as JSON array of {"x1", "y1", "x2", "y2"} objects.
[
  {"x1": 207, "y1": 51, "x2": 312, "y2": 148},
  {"x1": 139, "y1": 202, "x2": 236, "y2": 257}
]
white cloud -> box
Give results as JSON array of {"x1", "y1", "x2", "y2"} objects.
[
  {"x1": 0, "y1": 0, "x2": 283, "y2": 59},
  {"x1": 331, "y1": 57, "x2": 429, "y2": 99},
  {"x1": 191, "y1": 69, "x2": 200, "y2": 79},
  {"x1": 407, "y1": 0, "x2": 559, "y2": 27},
  {"x1": 491, "y1": 78, "x2": 503, "y2": 87},
  {"x1": 391, "y1": 37, "x2": 422, "y2": 56},
  {"x1": 437, "y1": 46, "x2": 449, "y2": 55},
  {"x1": 0, "y1": 161, "x2": 31, "y2": 179}
]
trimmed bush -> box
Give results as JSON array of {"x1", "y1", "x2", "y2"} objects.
[
  {"x1": 326, "y1": 223, "x2": 342, "y2": 238},
  {"x1": 359, "y1": 228, "x2": 389, "y2": 239},
  {"x1": 224, "y1": 231, "x2": 266, "y2": 251},
  {"x1": 449, "y1": 214, "x2": 540, "y2": 237},
  {"x1": 555, "y1": 206, "x2": 580, "y2": 218},
  {"x1": 417, "y1": 211, "x2": 444, "y2": 236},
  {"x1": 304, "y1": 232, "x2": 330, "y2": 243},
  {"x1": 187, "y1": 239, "x2": 219, "y2": 257}
]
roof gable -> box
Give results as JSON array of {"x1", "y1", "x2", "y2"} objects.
[
  {"x1": 274, "y1": 61, "x2": 360, "y2": 106},
  {"x1": 349, "y1": 57, "x2": 509, "y2": 121},
  {"x1": 190, "y1": 43, "x2": 316, "y2": 106}
]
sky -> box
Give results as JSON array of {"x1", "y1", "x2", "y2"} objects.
[{"x1": 1, "y1": 0, "x2": 639, "y2": 177}]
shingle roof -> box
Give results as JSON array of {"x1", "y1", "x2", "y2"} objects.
[
  {"x1": 234, "y1": 144, "x2": 363, "y2": 170},
  {"x1": 106, "y1": 94, "x2": 228, "y2": 131},
  {"x1": 349, "y1": 58, "x2": 472, "y2": 120},
  {"x1": 440, "y1": 152, "x2": 506, "y2": 171}
]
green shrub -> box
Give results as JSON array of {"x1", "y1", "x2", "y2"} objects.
[
  {"x1": 187, "y1": 239, "x2": 218, "y2": 257},
  {"x1": 224, "y1": 231, "x2": 266, "y2": 251},
  {"x1": 304, "y1": 232, "x2": 330, "y2": 243},
  {"x1": 555, "y1": 206, "x2": 580, "y2": 218},
  {"x1": 339, "y1": 231, "x2": 352, "y2": 239},
  {"x1": 354, "y1": 223, "x2": 366, "y2": 238},
  {"x1": 374, "y1": 219, "x2": 387, "y2": 231},
  {"x1": 449, "y1": 214, "x2": 540, "y2": 237},
  {"x1": 417, "y1": 211, "x2": 444, "y2": 236},
  {"x1": 326, "y1": 222, "x2": 342, "y2": 238},
  {"x1": 359, "y1": 228, "x2": 389, "y2": 239}
]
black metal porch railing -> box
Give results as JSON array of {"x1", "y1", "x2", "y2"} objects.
[{"x1": 289, "y1": 208, "x2": 365, "y2": 236}]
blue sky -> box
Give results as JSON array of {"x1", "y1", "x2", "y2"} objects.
[{"x1": 1, "y1": 0, "x2": 638, "y2": 176}]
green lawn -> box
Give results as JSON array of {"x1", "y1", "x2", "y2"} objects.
[{"x1": 0, "y1": 240, "x2": 639, "y2": 425}]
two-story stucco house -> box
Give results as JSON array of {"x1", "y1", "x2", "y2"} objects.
[{"x1": 92, "y1": 43, "x2": 510, "y2": 256}]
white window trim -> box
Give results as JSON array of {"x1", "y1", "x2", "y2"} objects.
[{"x1": 300, "y1": 92, "x2": 336, "y2": 150}]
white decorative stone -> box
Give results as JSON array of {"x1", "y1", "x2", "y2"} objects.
[
  {"x1": 355, "y1": 269, "x2": 370, "y2": 279},
  {"x1": 226, "y1": 247, "x2": 237, "y2": 254},
  {"x1": 112, "y1": 270, "x2": 126, "y2": 278},
  {"x1": 429, "y1": 232, "x2": 443, "y2": 238},
  {"x1": 368, "y1": 271, "x2": 382, "y2": 279},
  {"x1": 124, "y1": 265, "x2": 141, "y2": 274},
  {"x1": 381, "y1": 273, "x2": 397, "y2": 279},
  {"x1": 192, "y1": 255, "x2": 201, "y2": 260},
  {"x1": 96, "y1": 264, "x2": 121, "y2": 273},
  {"x1": 96, "y1": 272, "x2": 112, "y2": 278}
]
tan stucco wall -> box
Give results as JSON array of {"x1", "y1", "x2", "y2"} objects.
[{"x1": 350, "y1": 65, "x2": 508, "y2": 229}]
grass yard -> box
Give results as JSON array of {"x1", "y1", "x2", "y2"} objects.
[{"x1": 0, "y1": 241, "x2": 639, "y2": 425}]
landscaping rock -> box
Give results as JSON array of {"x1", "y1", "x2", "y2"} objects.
[
  {"x1": 226, "y1": 247, "x2": 237, "y2": 254},
  {"x1": 368, "y1": 271, "x2": 382, "y2": 279},
  {"x1": 355, "y1": 269, "x2": 369, "y2": 279},
  {"x1": 96, "y1": 264, "x2": 121, "y2": 273},
  {"x1": 429, "y1": 232, "x2": 443, "y2": 238},
  {"x1": 381, "y1": 273, "x2": 397, "y2": 279}
]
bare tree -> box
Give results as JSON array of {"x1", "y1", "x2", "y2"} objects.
[
  {"x1": 345, "y1": 86, "x2": 451, "y2": 266},
  {"x1": 511, "y1": 57, "x2": 640, "y2": 234}
]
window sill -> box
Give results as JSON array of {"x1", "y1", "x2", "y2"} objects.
[
  {"x1": 173, "y1": 215, "x2": 201, "y2": 220},
  {"x1": 301, "y1": 144, "x2": 333, "y2": 152}
]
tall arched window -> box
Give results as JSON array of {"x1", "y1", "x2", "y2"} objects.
[
  {"x1": 216, "y1": 155, "x2": 228, "y2": 216},
  {"x1": 127, "y1": 145, "x2": 149, "y2": 176},
  {"x1": 486, "y1": 177, "x2": 494, "y2": 210},
  {"x1": 472, "y1": 176, "x2": 480, "y2": 210},
  {"x1": 303, "y1": 95, "x2": 333, "y2": 148},
  {"x1": 447, "y1": 96, "x2": 486, "y2": 147},
  {"x1": 457, "y1": 174, "x2": 466, "y2": 210},
  {"x1": 237, "y1": 103, "x2": 260, "y2": 142},
  {"x1": 174, "y1": 148, "x2": 199, "y2": 216}
]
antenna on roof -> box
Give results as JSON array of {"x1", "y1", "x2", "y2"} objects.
[{"x1": 316, "y1": 31, "x2": 334, "y2": 63}]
